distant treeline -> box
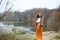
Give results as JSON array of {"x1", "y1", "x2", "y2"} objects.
[{"x1": 0, "y1": 7, "x2": 60, "y2": 32}]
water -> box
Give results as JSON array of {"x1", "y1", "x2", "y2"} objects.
[
  {"x1": 15, "y1": 26, "x2": 31, "y2": 31},
  {"x1": 0, "y1": 22, "x2": 31, "y2": 35}
]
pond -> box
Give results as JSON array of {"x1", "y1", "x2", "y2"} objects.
[{"x1": 0, "y1": 22, "x2": 32, "y2": 35}]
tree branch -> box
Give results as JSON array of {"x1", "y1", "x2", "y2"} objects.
[{"x1": 0, "y1": 0, "x2": 2, "y2": 5}]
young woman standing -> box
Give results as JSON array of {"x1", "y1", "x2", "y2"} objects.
[{"x1": 36, "y1": 12, "x2": 44, "y2": 40}]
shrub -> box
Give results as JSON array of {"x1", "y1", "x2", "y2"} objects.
[{"x1": 55, "y1": 33, "x2": 60, "y2": 39}]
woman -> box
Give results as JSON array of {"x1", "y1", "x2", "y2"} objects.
[{"x1": 36, "y1": 13, "x2": 44, "y2": 40}]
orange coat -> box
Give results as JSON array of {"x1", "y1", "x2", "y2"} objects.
[{"x1": 36, "y1": 23, "x2": 43, "y2": 40}]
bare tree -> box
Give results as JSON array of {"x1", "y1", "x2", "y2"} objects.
[
  {"x1": 0, "y1": 0, "x2": 2, "y2": 4},
  {"x1": 47, "y1": 9, "x2": 60, "y2": 32},
  {"x1": 0, "y1": 0, "x2": 13, "y2": 20}
]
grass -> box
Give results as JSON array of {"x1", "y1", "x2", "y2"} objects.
[
  {"x1": 0, "y1": 29, "x2": 35, "y2": 40},
  {"x1": 55, "y1": 33, "x2": 60, "y2": 39}
]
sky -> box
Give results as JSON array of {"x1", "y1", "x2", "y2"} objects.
[{"x1": 0, "y1": 0, "x2": 60, "y2": 12}]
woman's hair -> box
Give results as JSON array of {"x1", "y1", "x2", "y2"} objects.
[
  {"x1": 37, "y1": 14, "x2": 42, "y2": 18},
  {"x1": 37, "y1": 15, "x2": 40, "y2": 18}
]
